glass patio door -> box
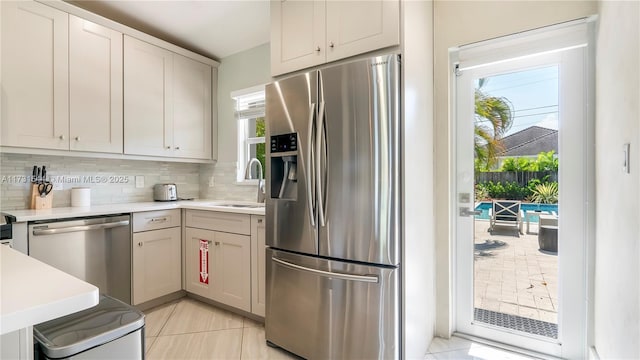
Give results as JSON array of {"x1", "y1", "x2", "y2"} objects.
[{"x1": 453, "y1": 21, "x2": 594, "y2": 359}]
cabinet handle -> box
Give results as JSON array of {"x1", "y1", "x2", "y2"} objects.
[
  {"x1": 166, "y1": 146, "x2": 171, "y2": 149},
  {"x1": 150, "y1": 217, "x2": 167, "y2": 223},
  {"x1": 59, "y1": 135, "x2": 65, "y2": 140},
  {"x1": 329, "y1": 42, "x2": 334, "y2": 48},
  {"x1": 215, "y1": 241, "x2": 220, "y2": 246},
  {"x1": 75, "y1": 136, "x2": 80, "y2": 141},
  {"x1": 315, "y1": 46, "x2": 321, "y2": 52},
  {"x1": 207, "y1": 240, "x2": 213, "y2": 245},
  {"x1": 175, "y1": 146, "x2": 180, "y2": 150},
  {"x1": 258, "y1": 219, "x2": 263, "y2": 224},
  {"x1": 138, "y1": 242, "x2": 143, "y2": 247}
]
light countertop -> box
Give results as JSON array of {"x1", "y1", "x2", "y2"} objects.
[
  {"x1": 3, "y1": 200, "x2": 265, "y2": 222},
  {"x1": 0, "y1": 245, "x2": 99, "y2": 335}
]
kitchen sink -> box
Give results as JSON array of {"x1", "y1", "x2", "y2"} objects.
[
  {"x1": 221, "y1": 204, "x2": 264, "y2": 208},
  {"x1": 207, "y1": 201, "x2": 265, "y2": 209}
]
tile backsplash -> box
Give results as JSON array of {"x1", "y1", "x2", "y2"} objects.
[
  {"x1": 0, "y1": 154, "x2": 257, "y2": 210},
  {"x1": 199, "y1": 161, "x2": 257, "y2": 201}
]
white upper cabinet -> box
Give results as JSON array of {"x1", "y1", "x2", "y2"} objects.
[
  {"x1": 124, "y1": 35, "x2": 212, "y2": 160},
  {"x1": 69, "y1": 15, "x2": 123, "y2": 153},
  {"x1": 1, "y1": 1, "x2": 69, "y2": 150},
  {"x1": 271, "y1": 0, "x2": 325, "y2": 76},
  {"x1": 172, "y1": 54, "x2": 212, "y2": 159},
  {"x1": 325, "y1": 0, "x2": 400, "y2": 62},
  {"x1": 270, "y1": 0, "x2": 400, "y2": 76},
  {"x1": 124, "y1": 35, "x2": 174, "y2": 157}
]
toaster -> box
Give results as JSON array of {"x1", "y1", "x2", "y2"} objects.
[{"x1": 153, "y1": 183, "x2": 177, "y2": 201}]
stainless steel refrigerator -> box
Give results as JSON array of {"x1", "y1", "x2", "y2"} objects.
[{"x1": 265, "y1": 54, "x2": 401, "y2": 359}]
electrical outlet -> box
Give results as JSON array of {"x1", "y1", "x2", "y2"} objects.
[
  {"x1": 135, "y1": 175, "x2": 144, "y2": 188},
  {"x1": 208, "y1": 176, "x2": 215, "y2": 187}
]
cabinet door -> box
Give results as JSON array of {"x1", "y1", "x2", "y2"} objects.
[
  {"x1": 124, "y1": 35, "x2": 173, "y2": 157},
  {"x1": 172, "y1": 54, "x2": 212, "y2": 159},
  {"x1": 213, "y1": 232, "x2": 251, "y2": 312},
  {"x1": 325, "y1": 0, "x2": 400, "y2": 62},
  {"x1": 185, "y1": 227, "x2": 214, "y2": 298},
  {"x1": 69, "y1": 15, "x2": 123, "y2": 154},
  {"x1": 132, "y1": 227, "x2": 182, "y2": 305},
  {"x1": 270, "y1": 0, "x2": 325, "y2": 76},
  {"x1": 251, "y1": 216, "x2": 266, "y2": 317},
  {"x1": 1, "y1": 1, "x2": 69, "y2": 149}
]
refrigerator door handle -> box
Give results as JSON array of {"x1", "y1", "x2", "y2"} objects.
[
  {"x1": 307, "y1": 102, "x2": 316, "y2": 227},
  {"x1": 316, "y1": 101, "x2": 327, "y2": 227},
  {"x1": 272, "y1": 257, "x2": 379, "y2": 283}
]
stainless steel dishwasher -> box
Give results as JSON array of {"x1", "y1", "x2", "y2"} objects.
[{"x1": 28, "y1": 214, "x2": 132, "y2": 304}]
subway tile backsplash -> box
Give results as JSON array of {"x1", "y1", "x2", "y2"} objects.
[
  {"x1": 199, "y1": 161, "x2": 256, "y2": 201},
  {"x1": 0, "y1": 153, "x2": 203, "y2": 210}
]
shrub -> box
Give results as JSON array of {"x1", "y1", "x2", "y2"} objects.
[
  {"x1": 476, "y1": 181, "x2": 531, "y2": 201},
  {"x1": 529, "y1": 182, "x2": 558, "y2": 204}
]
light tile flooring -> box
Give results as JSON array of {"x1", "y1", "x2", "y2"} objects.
[
  {"x1": 144, "y1": 297, "x2": 296, "y2": 359},
  {"x1": 474, "y1": 220, "x2": 558, "y2": 323},
  {"x1": 144, "y1": 298, "x2": 542, "y2": 360}
]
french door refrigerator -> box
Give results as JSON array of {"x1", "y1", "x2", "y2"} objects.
[{"x1": 265, "y1": 54, "x2": 401, "y2": 359}]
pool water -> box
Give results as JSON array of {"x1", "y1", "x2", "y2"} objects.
[{"x1": 474, "y1": 202, "x2": 558, "y2": 223}]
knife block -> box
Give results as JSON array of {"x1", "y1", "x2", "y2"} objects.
[{"x1": 30, "y1": 184, "x2": 53, "y2": 210}]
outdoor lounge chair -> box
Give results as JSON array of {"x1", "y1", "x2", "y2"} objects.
[{"x1": 489, "y1": 200, "x2": 523, "y2": 234}]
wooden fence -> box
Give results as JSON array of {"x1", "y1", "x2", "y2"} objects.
[{"x1": 475, "y1": 171, "x2": 558, "y2": 186}]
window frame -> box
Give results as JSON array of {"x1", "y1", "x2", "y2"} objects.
[{"x1": 233, "y1": 85, "x2": 266, "y2": 184}]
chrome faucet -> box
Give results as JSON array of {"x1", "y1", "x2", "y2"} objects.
[{"x1": 244, "y1": 158, "x2": 265, "y2": 203}]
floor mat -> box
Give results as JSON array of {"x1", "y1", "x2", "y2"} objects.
[{"x1": 474, "y1": 308, "x2": 558, "y2": 339}]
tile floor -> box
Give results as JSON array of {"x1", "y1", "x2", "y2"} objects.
[
  {"x1": 143, "y1": 297, "x2": 296, "y2": 359},
  {"x1": 474, "y1": 220, "x2": 558, "y2": 324},
  {"x1": 144, "y1": 298, "x2": 542, "y2": 359}
]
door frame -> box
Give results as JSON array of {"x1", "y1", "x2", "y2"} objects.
[{"x1": 449, "y1": 19, "x2": 596, "y2": 359}]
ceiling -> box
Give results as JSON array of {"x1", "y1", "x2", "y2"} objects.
[{"x1": 67, "y1": 0, "x2": 270, "y2": 61}]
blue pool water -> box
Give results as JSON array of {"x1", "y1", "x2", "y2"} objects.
[{"x1": 474, "y1": 202, "x2": 558, "y2": 222}]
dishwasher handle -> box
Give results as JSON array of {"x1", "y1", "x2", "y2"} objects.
[{"x1": 32, "y1": 220, "x2": 130, "y2": 236}]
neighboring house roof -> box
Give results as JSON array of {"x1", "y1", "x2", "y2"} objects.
[{"x1": 498, "y1": 126, "x2": 558, "y2": 157}]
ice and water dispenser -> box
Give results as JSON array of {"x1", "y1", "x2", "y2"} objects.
[{"x1": 269, "y1": 133, "x2": 298, "y2": 200}]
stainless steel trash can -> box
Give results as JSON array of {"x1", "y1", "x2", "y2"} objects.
[{"x1": 34, "y1": 295, "x2": 145, "y2": 359}]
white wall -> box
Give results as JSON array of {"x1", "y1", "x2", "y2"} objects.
[
  {"x1": 402, "y1": 1, "x2": 435, "y2": 357},
  {"x1": 433, "y1": 0, "x2": 597, "y2": 336},
  {"x1": 200, "y1": 43, "x2": 271, "y2": 200},
  {"x1": 593, "y1": 1, "x2": 640, "y2": 358}
]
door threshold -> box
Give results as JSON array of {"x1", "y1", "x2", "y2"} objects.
[{"x1": 451, "y1": 332, "x2": 563, "y2": 360}]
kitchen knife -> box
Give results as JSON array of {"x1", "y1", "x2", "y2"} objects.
[
  {"x1": 41, "y1": 166, "x2": 47, "y2": 183},
  {"x1": 36, "y1": 167, "x2": 41, "y2": 184},
  {"x1": 32, "y1": 166, "x2": 37, "y2": 183}
]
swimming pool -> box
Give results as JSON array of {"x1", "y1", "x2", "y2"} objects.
[{"x1": 474, "y1": 202, "x2": 558, "y2": 222}]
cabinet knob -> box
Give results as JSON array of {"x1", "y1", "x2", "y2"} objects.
[
  {"x1": 175, "y1": 146, "x2": 180, "y2": 150},
  {"x1": 75, "y1": 136, "x2": 80, "y2": 141},
  {"x1": 215, "y1": 241, "x2": 220, "y2": 246},
  {"x1": 315, "y1": 46, "x2": 321, "y2": 52},
  {"x1": 138, "y1": 242, "x2": 143, "y2": 247},
  {"x1": 59, "y1": 135, "x2": 65, "y2": 140},
  {"x1": 166, "y1": 146, "x2": 171, "y2": 149},
  {"x1": 258, "y1": 219, "x2": 263, "y2": 224},
  {"x1": 329, "y1": 42, "x2": 334, "y2": 48},
  {"x1": 207, "y1": 240, "x2": 213, "y2": 245}
]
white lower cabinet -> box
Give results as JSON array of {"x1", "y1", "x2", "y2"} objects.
[
  {"x1": 185, "y1": 227, "x2": 251, "y2": 312},
  {"x1": 250, "y1": 215, "x2": 266, "y2": 317},
  {"x1": 132, "y1": 210, "x2": 182, "y2": 305}
]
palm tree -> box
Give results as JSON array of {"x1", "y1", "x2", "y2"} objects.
[{"x1": 474, "y1": 78, "x2": 514, "y2": 171}]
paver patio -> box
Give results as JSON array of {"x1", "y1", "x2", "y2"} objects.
[{"x1": 474, "y1": 219, "x2": 558, "y2": 326}]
